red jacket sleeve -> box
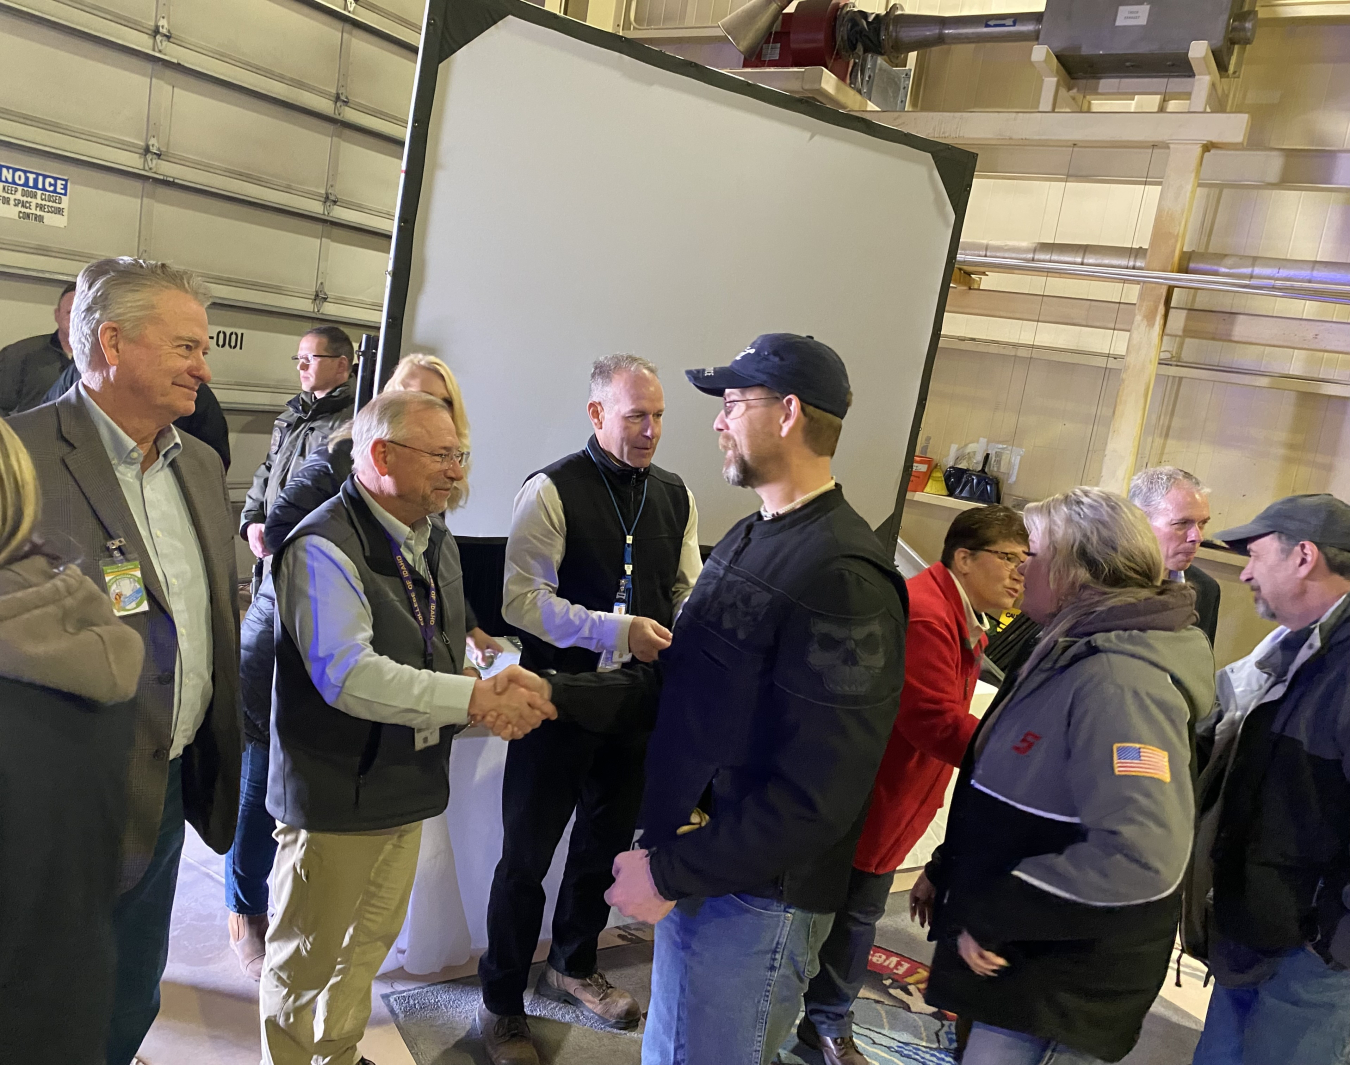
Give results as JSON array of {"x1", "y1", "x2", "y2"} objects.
[{"x1": 891, "y1": 615, "x2": 979, "y2": 768}]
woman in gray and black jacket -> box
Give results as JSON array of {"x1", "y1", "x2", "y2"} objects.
[{"x1": 919, "y1": 487, "x2": 1215, "y2": 1064}]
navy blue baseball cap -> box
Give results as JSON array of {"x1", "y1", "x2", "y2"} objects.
[{"x1": 685, "y1": 333, "x2": 852, "y2": 419}]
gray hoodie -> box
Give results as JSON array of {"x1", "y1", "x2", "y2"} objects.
[{"x1": 0, "y1": 552, "x2": 144, "y2": 702}]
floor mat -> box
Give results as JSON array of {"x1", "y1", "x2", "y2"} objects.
[
  {"x1": 384, "y1": 940, "x2": 649, "y2": 1065},
  {"x1": 384, "y1": 892, "x2": 1202, "y2": 1065}
]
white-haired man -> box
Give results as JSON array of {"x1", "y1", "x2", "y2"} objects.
[
  {"x1": 478, "y1": 354, "x2": 701, "y2": 1064},
  {"x1": 8, "y1": 257, "x2": 242, "y2": 1065},
  {"x1": 262, "y1": 388, "x2": 556, "y2": 1065},
  {"x1": 1129, "y1": 465, "x2": 1221, "y2": 644}
]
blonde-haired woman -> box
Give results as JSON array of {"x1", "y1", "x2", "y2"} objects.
[
  {"x1": 920, "y1": 487, "x2": 1214, "y2": 1064},
  {"x1": 0, "y1": 420, "x2": 144, "y2": 1064}
]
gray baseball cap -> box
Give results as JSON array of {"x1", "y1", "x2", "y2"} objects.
[{"x1": 1212, "y1": 493, "x2": 1350, "y2": 554}]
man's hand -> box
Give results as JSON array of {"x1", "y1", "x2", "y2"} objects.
[
  {"x1": 957, "y1": 930, "x2": 1008, "y2": 977},
  {"x1": 467, "y1": 627, "x2": 504, "y2": 669},
  {"x1": 604, "y1": 849, "x2": 675, "y2": 924},
  {"x1": 246, "y1": 522, "x2": 271, "y2": 559},
  {"x1": 627, "y1": 616, "x2": 673, "y2": 663},
  {"x1": 489, "y1": 664, "x2": 552, "y2": 703},
  {"x1": 909, "y1": 870, "x2": 936, "y2": 928},
  {"x1": 470, "y1": 668, "x2": 555, "y2": 740}
]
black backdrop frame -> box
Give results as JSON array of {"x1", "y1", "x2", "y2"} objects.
[{"x1": 378, "y1": 0, "x2": 977, "y2": 555}]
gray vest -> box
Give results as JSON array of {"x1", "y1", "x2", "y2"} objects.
[{"x1": 268, "y1": 478, "x2": 466, "y2": 832}]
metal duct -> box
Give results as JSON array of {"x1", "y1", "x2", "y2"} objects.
[
  {"x1": 957, "y1": 241, "x2": 1350, "y2": 305},
  {"x1": 838, "y1": 8, "x2": 1042, "y2": 64}
]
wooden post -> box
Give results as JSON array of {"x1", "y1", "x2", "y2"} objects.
[{"x1": 1098, "y1": 140, "x2": 1209, "y2": 494}]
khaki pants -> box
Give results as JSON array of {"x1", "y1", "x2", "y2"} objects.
[{"x1": 259, "y1": 821, "x2": 422, "y2": 1065}]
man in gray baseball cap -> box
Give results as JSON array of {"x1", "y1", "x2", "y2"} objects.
[{"x1": 1185, "y1": 493, "x2": 1350, "y2": 1065}]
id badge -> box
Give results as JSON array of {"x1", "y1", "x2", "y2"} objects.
[
  {"x1": 101, "y1": 558, "x2": 150, "y2": 616},
  {"x1": 414, "y1": 726, "x2": 441, "y2": 751},
  {"x1": 598, "y1": 576, "x2": 634, "y2": 673}
]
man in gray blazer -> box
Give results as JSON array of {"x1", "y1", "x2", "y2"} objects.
[{"x1": 8, "y1": 257, "x2": 242, "y2": 1065}]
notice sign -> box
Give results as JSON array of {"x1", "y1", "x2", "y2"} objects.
[{"x1": 0, "y1": 164, "x2": 70, "y2": 228}]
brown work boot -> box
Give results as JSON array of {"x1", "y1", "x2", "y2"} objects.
[
  {"x1": 798, "y1": 1014, "x2": 872, "y2": 1065},
  {"x1": 477, "y1": 1004, "x2": 540, "y2": 1065},
  {"x1": 227, "y1": 912, "x2": 268, "y2": 981},
  {"x1": 535, "y1": 965, "x2": 642, "y2": 1030}
]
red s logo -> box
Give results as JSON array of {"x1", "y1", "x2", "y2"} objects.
[{"x1": 1012, "y1": 731, "x2": 1042, "y2": 755}]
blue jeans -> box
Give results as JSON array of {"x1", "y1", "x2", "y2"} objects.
[
  {"x1": 224, "y1": 740, "x2": 277, "y2": 916},
  {"x1": 1193, "y1": 947, "x2": 1350, "y2": 1065},
  {"x1": 964, "y1": 1023, "x2": 1107, "y2": 1065},
  {"x1": 642, "y1": 893, "x2": 834, "y2": 1065},
  {"x1": 107, "y1": 758, "x2": 185, "y2": 1065},
  {"x1": 804, "y1": 866, "x2": 895, "y2": 1039}
]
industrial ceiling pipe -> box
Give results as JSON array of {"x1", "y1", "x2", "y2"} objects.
[
  {"x1": 839, "y1": 8, "x2": 1042, "y2": 65},
  {"x1": 959, "y1": 241, "x2": 1350, "y2": 291}
]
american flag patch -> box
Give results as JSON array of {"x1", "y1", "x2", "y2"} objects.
[{"x1": 1113, "y1": 743, "x2": 1170, "y2": 782}]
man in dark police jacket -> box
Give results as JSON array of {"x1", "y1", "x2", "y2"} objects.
[{"x1": 544, "y1": 334, "x2": 909, "y2": 1065}]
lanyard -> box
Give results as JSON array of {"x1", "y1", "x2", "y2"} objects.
[
  {"x1": 384, "y1": 531, "x2": 438, "y2": 667},
  {"x1": 591, "y1": 455, "x2": 648, "y2": 578}
]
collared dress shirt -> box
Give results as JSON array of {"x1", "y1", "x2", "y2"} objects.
[
  {"x1": 275, "y1": 479, "x2": 474, "y2": 749},
  {"x1": 80, "y1": 385, "x2": 213, "y2": 758},
  {"x1": 502, "y1": 473, "x2": 702, "y2": 659}
]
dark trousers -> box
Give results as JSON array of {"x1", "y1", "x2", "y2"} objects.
[
  {"x1": 478, "y1": 718, "x2": 648, "y2": 1015},
  {"x1": 107, "y1": 758, "x2": 186, "y2": 1065},
  {"x1": 224, "y1": 739, "x2": 277, "y2": 916},
  {"x1": 803, "y1": 866, "x2": 896, "y2": 1039}
]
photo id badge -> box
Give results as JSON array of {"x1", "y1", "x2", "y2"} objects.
[
  {"x1": 101, "y1": 559, "x2": 150, "y2": 616},
  {"x1": 597, "y1": 575, "x2": 634, "y2": 673}
]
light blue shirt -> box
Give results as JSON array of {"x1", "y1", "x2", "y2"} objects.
[
  {"x1": 275, "y1": 478, "x2": 474, "y2": 747},
  {"x1": 80, "y1": 385, "x2": 213, "y2": 758}
]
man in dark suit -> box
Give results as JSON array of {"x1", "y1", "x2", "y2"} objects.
[
  {"x1": 8, "y1": 257, "x2": 242, "y2": 1065},
  {"x1": 1129, "y1": 465, "x2": 1222, "y2": 644}
]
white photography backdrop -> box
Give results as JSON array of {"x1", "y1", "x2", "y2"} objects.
[
  {"x1": 376, "y1": 0, "x2": 973, "y2": 973},
  {"x1": 395, "y1": 9, "x2": 968, "y2": 543}
]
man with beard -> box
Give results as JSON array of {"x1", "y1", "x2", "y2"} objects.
[
  {"x1": 541, "y1": 333, "x2": 909, "y2": 1065},
  {"x1": 1186, "y1": 494, "x2": 1350, "y2": 1065}
]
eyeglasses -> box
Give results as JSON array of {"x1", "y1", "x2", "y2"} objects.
[
  {"x1": 386, "y1": 440, "x2": 470, "y2": 469},
  {"x1": 721, "y1": 395, "x2": 782, "y2": 418},
  {"x1": 976, "y1": 548, "x2": 1028, "y2": 569},
  {"x1": 291, "y1": 354, "x2": 345, "y2": 368}
]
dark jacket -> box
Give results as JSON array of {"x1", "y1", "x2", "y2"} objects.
[
  {"x1": 264, "y1": 436, "x2": 354, "y2": 553},
  {"x1": 0, "y1": 331, "x2": 71, "y2": 416},
  {"x1": 0, "y1": 552, "x2": 142, "y2": 1064},
  {"x1": 1187, "y1": 563, "x2": 1221, "y2": 646},
  {"x1": 549, "y1": 487, "x2": 908, "y2": 913},
  {"x1": 513, "y1": 437, "x2": 691, "y2": 674},
  {"x1": 853, "y1": 562, "x2": 984, "y2": 875},
  {"x1": 268, "y1": 478, "x2": 466, "y2": 832},
  {"x1": 9, "y1": 391, "x2": 243, "y2": 884},
  {"x1": 240, "y1": 382, "x2": 353, "y2": 534},
  {"x1": 1182, "y1": 594, "x2": 1350, "y2": 979},
  {"x1": 925, "y1": 583, "x2": 1214, "y2": 1063},
  {"x1": 43, "y1": 365, "x2": 231, "y2": 471}
]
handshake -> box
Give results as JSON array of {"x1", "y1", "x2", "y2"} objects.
[{"x1": 468, "y1": 664, "x2": 556, "y2": 741}]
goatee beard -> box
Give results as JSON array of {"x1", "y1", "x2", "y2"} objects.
[{"x1": 723, "y1": 448, "x2": 758, "y2": 488}]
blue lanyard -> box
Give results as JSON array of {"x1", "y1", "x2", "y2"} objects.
[
  {"x1": 384, "y1": 531, "x2": 437, "y2": 667},
  {"x1": 591, "y1": 456, "x2": 648, "y2": 577}
]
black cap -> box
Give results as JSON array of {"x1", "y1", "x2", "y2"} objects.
[
  {"x1": 1212, "y1": 493, "x2": 1350, "y2": 554},
  {"x1": 685, "y1": 333, "x2": 851, "y2": 419}
]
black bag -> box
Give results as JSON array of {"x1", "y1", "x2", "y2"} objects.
[{"x1": 943, "y1": 453, "x2": 1001, "y2": 504}]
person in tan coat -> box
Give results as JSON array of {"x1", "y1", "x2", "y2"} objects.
[{"x1": 0, "y1": 418, "x2": 145, "y2": 1064}]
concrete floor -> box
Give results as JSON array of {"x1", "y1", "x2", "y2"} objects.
[{"x1": 133, "y1": 835, "x2": 1213, "y2": 1065}]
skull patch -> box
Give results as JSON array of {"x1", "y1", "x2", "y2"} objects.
[{"x1": 806, "y1": 617, "x2": 887, "y2": 695}]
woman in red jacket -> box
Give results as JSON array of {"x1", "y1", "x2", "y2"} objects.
[{"x1": 798, "y1": 504, "x2": 1029, "y2": 1065}]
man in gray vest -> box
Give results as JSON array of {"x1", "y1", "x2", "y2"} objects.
[{"x1": 261, "y1": 389, "x2": 556, "y2": 1065}]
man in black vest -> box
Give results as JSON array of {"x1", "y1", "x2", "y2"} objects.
[
  {"x1": 477, "y1": 355, "x2": 702, "y2": 1064},
  {"x1": 1129, "y1": 465, "x2": 1222, "y2": 644},
  {"x1": 542, "y1": 335, "x2": 909, "y2": 1065},
  {"x1": 261, "y1": 389, "x2": 555, "y2": 1065}
]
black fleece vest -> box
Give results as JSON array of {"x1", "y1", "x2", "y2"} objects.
[
  {"x1": 267, "y1": 479, "x2": 466, "y2": 832},
  {"x1": 518, "y1": 438, "x2": 689, "y2": 674}
]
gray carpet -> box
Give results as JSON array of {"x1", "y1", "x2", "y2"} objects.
[{"x1": 384, "y1": 893, "x2": 1203, "y2": 1065}]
